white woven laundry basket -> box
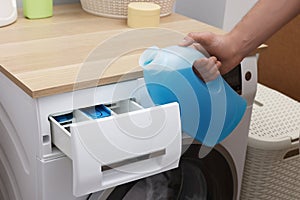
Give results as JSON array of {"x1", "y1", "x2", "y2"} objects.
[
  {"x1": 80, "y1": 0, "x2": 176, "y2": 18},
  {"x1": 241, "y1": 84, "x2": 300, "y2": 200}
]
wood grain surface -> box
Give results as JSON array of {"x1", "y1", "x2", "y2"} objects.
[{"x1": 0, "y1": 4, "x2": 237, "y2": 98}]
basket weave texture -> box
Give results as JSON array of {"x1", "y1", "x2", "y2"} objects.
[
  {"x1": 241, "y1": 84, "x2": 300, "y2": 200},
  {"x1": 80, "y1": 0, "x2": 176, "y2": 18}
]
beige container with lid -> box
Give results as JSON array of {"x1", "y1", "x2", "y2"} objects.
[{"x1": 127, "y1": 2, "x2": 161, "y2": 28}]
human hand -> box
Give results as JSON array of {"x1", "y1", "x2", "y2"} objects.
[
  {"x1": 179, "y1": 32, "x2": 242, "y2": 75},
  {"x1": 192, "y1": 56, "x2": 221, "y2": 82},
  {"x1": 178, "y1": 35, "x2": 221, "y2": 82}
]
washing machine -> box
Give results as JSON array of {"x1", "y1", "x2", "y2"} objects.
[
  {"x1": 0, "y1": 53, "x2": 257, "y2": 200},
  {"x1": 86, "y1": 56, "x2": 258, "y2": 200}
]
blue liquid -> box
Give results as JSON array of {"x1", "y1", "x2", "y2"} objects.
[
  {"x1": 143, "y1": 65, "x2": 246, "y2": 146},
  {"x1": 54, "y1": 112, "x2": 73, "y2": 123},
  {"x1": 81, "y1": 104, "x2": 111, "y2": 119}
]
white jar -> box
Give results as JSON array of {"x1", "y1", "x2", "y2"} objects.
[{"x1": 0, "y1": 0, "x2": 17, "y2": 27}]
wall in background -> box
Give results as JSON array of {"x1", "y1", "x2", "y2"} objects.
[
  {"x1": 175, "y1": 0, "x2": 226, "y2": 29},
  {"x1": 258, "y1": 15, "x2": 300, "y2": 101},
  {"x1": 174, "y1": 0, "x2": 257, "y2": 31},
  {"x1": 222, "y1": 0, "x2": 257, "y2": 31}
]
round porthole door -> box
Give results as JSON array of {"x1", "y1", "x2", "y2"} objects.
[{"x1": 90, "y1": 143, "x2": 236, "y2": 200}]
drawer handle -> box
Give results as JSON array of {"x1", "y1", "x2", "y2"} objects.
[
  {"x1": 101, "y1": 149, "x2": 166, "y2": 171},
  {"x1": 283, "y1": 148, "x2": 299, "y2": 159}
]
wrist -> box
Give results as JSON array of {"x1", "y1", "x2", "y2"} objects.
[{"x1": 226, "y1": 32, "x2": 246, "y2": 62}]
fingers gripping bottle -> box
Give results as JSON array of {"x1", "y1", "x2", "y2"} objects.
[{"x1": 139, "y1": 45, "x2": 246, "y2": 147}]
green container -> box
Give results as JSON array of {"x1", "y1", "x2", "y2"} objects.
[{"x1": 22, "y1": 0, "x2": 53, "y2": 19}]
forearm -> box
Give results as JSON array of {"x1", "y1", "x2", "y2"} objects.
[{"x1": 228, "y1": 0, "x2": 300, "y2": 59}]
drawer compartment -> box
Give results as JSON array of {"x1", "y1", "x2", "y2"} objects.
[
  {"x1": 80, "y1": 104, "x2": 111, "y2": 119},
  {"x1": 49, "y1": 99, "x2": 181, "y2": 196}
]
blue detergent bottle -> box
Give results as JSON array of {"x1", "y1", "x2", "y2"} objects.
[{"x1": 139, "y1": 45, "x2": 246, "y2": 147}]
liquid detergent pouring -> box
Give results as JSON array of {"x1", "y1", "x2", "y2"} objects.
[{"x1": 139, "y1": 45, "x2": 246, "y2": 146}]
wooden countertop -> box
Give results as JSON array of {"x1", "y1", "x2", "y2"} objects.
[{"x1": 0, "y1": 4, "x2": 229, "y2": 98}]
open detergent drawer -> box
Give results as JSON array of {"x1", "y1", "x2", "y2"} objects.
[{"x1": 49, "y1": 99, "x2": 182, "y2": 196}]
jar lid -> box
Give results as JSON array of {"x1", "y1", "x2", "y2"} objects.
[{"x1": 128, "y1": 2, "x2": 161, "y2": 16}]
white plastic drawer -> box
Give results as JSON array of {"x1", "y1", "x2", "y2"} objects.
[{"x1": 49, "y1": 99, "x2": 181, "y2": 197}]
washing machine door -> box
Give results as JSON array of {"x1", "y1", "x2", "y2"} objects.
[
  {"x1": 89, "y1": 143, "x2": 236, "y2": 200},
  {"x1": 178, "y1": 143, "x2": 236, "y2": 200}
]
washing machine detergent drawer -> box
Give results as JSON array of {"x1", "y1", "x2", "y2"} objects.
[{"x1": 49, "y1": 99, "x2": 181, "y2": 197}]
